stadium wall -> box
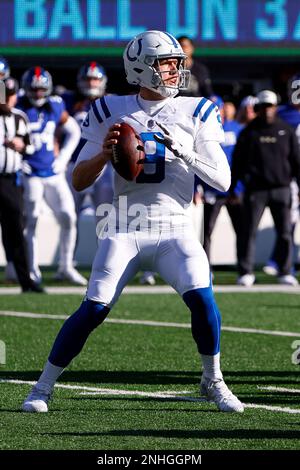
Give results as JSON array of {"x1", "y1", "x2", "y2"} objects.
[{"x1": 1, "y1": 205, "x2": 299, "y2": 267}]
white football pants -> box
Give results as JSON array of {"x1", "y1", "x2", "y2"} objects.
[
  {"x1": 87, "y1": 231, "x2": 210, "y2": 306},
  {"x1": 23, "y1": 173, "x2": 77, "y2": 279}
]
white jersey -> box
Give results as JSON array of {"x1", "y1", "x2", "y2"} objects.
[{"x1": 78, "y1": 94, "x2": 224, "y2": 233}]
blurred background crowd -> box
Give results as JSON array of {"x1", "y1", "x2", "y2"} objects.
[{"x1": 1, "y1": 33, "x2": 300, "y2": 290}]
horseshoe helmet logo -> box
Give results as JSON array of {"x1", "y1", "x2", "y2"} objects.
[{"x1": 126, "y1": 38, "x2": 142, "y2": 62}]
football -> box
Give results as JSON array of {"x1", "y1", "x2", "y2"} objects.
[{"x1": 111, "y1": 122, "x2": 145, "y2": 181}]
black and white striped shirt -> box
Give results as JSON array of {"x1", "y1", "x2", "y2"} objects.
[{"x1": 0, "y1": 108, "x2": 30, "y2": 174}]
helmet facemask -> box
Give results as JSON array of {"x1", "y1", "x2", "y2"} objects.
[
  {"x1": 147, "y1": 55, "x2": 190, "y2": 97},
  {"x1": 78, "y1": 77, "x2": 107, "y2": 98},
  {"x1": 27, "y1": 88, "x2": 50, "y2": 107},
  {"x1": 22, "y1": 67, "x2": 52, "y2": 107},
  {"x1": 77, "y1": 62, "x2": 107, "y2": 99}
]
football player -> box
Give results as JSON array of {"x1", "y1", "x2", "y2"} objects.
[
  {"x1": 17, "y1": 66, "x2": 87, "y2": 285},
  {"x1": 66, "y1": 62, "x2": 114, "y2": 233},
  {"x1": 67, "y1": 62, "x2": 152, "y2": 284},
  {"x1": 22, "y1": 31, "x2": 243, "y2": 413}
]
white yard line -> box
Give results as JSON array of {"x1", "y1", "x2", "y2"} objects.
[
  {"x1": 221, "y1": 326, "x2": 300, "y2": 338},
  {"x1": 1, "y1": 285, "x2": 300, "y2": 294},
  {"x1": 0, "y1": 311, "x2": 68, "y2": 320},
  {"x1": 79, "y1": 391, "x2": 193, "y2": 398},
  {"x1": 0, "y1": 310, "x2": 300, "y2": 338},
  {"x1": 0, "y1": 379, "x2": 190, "y2": 399},
  {"x1": 258, "y1": 386, "x2": 300, "y2": 394},
  {"x1": 1, "y1": 379, "x2": 300, "y2": 414},
  {"x1": 243, "y1": 403, "x2": 300, "y2": 414}
]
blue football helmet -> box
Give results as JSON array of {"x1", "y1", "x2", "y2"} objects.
[
  {"x1": 21, "y1": 66, "x2": 53, "y2": 107},
  {"x1": 0, "y1": 57, "x2": 10, "y2": 80},
  {"x1": 77, "y1": 62, "x2": 107, "y2": 98}
]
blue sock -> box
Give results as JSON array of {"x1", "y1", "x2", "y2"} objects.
[
  {"x1": 48, "y1": 298, "x2": 110, "y2": 367},
  {"x1": 183, "y1": 287, "x2": 221, "y2": 355}
]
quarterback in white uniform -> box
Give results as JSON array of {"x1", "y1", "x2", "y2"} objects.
[{"x1": 22, "y1": 31, "x2": 244, "y2": 413}]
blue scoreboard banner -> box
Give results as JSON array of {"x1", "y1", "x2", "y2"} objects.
[{"x1": 1, "y1": 0, "x2": 300, "y2": 56}]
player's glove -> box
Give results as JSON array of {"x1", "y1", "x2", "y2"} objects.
[
  {"x1": 153, "y1": 122, "x2": 195, "y2": 164},
  {"x1": 21, "y1": 160, "x2": 32, "y2": 175},
  {"x1": 52, "y1": 153, "x2": 69, "y2": 174},
  {"x1": 153, "y1": 121, "x2": 231, "y2": 193}
]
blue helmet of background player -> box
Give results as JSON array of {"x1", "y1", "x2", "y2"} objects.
[
  {"x1": 77, "y1": 62, "x2": 107, "y2": 99},
  {"x1": 21, "y1": 66, "x2": 53, "y2": 107},
  {"x1": 0, "y1": 56, "x2": 10, "y2": 80}
]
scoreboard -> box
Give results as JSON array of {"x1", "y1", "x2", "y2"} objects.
[{"x1": 1, "y1": 0, "x2": 300, "y2": 56}]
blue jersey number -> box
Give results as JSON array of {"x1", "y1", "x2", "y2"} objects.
[{"x1": 136, "y1": 132, "x2": 165, "y2": 183}]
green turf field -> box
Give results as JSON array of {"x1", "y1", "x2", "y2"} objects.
[
  {"x1": 0, "y1": 292, "x2": 300, "y2": 450},
  {"x1": 0, "y1": 266, "x2": 294, "y2": 286}
]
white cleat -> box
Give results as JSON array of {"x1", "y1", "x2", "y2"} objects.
[
  {"x1": 263, "y1": 264, "x2": 279, "y2": 276},
  {"x1": 277, "y1": 274, "x2": 299, "y2": 286},
  {"x1": 54, "y1": 268, "x2": 88, "y2": 286},
  {"x1": 30, "y1": 268, "x2": 42, "y2": 285},
  {"x1": 237, "y1": 274, "x2": 255, "y2": 287},
  {"x1": 22, "y1": 383, "x2": 52, "y2": 413},
  {"x1": 140, "y1": 271, "x2": 156, "y2": 286},
  {"x1": 200, "y1": 376, "x2": 244, "y2": 413}
]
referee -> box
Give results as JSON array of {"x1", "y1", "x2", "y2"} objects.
[{"x1": 0, "y1": 77, "x2": 44, "y2": 292}]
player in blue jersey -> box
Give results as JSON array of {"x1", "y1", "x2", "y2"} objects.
[
  {"x1": 65, "y1": 62, "x2": 114, "y2": 236},
  {"x1": 18, "y1": 66, "x2": 87, "y2": 285},
  {"x1": 22, "y1": 31, "x2": 243, "y2": 414}
]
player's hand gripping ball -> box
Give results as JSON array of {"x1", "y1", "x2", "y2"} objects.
[{"x1": 111, "y1": 123, "x2": 145, "y2": 181}]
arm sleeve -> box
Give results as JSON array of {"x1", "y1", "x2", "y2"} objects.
[
  {"x1": 188, "y1": 141, "x2": 231, "y2": 192},
  {"x1": 74, "y1": 139, "x2": 103, "y2": 167},
  {"x1": 73, "y1": 101, "x2": 109, "y2": 167},
  {"x1": 187, "y1": 102, "x2": 229, "y2": 192},
  {"x1": 58, "y1": 116, "x2": 81, "y2": 164},
  {"x1": 80, "y1": 102, "x2": 107, "y2": 145}
]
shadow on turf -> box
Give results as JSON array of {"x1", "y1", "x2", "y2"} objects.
[
  {"x1": 43, "y1": 429, "x2": 300, "y2": 439},
  {"x1": 0, "y1": 370, "x2": 299, "y2": 386}
]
